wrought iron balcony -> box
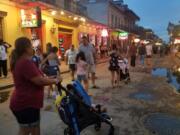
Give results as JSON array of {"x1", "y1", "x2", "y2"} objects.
[
  {"x1": 61, "y1": 1, "x2": 87, "y2": 16},
  {"x1": 11, "y1": 0, "x2": 87, "y2": 16},
  {"x1": 10, "y1": 0, "x2": 56, "y2": 5}
]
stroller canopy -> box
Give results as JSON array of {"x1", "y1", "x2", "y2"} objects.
[{"x1": 72, "y1": 81, "x2": 92, "y2": 106}]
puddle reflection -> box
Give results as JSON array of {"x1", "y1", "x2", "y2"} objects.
[{"x1": 152, "y1": 68, "x2": 180, "y2": 92}]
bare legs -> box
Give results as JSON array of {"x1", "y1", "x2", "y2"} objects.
[
  {"x1": 111, "y1": 71, "x2": 119, "y2": 88},
  {"x1": 83, "y1": 80, "x2": 89, "y2": 93},
  {"x1": 18, "y1": 126, "x2": 40, "y2": 135},
  {"x1": 71, "y1": 70, "x2": 75, "y2": 81}
]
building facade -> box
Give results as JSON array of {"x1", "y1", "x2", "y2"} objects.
[
  {"x1": 0, "y1": 0, "x2": 108, "y2": 61},
  {"x1": 78, "y1": 0, "x2": 140, "y2": 48}
]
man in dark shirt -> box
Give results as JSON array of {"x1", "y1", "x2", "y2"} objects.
[{"x1": 129, "y1": 43, "x2": 137, "y2": 67}]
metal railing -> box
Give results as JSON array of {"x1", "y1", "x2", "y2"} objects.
[
  {"x1": 61, "y1": 1, "x2": 87, "y2": 16},
  {"x1": 10, "y1": 0, "x2": 87, "y2": 16},
  {"x1": 10, "y1": 0, "x2": 56, "y2": 5}
]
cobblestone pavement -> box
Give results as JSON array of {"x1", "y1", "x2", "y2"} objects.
[{"x1": 0, "y1": 55, "x2": 180, "y2": 135}]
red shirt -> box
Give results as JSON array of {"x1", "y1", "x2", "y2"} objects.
[{"x1": 10, "y1": 58, "x2": 44, "y2": 111}]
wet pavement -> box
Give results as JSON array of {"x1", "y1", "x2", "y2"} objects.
[
  {"x1": 152, "y1": 68, "x2": 180, "y2": 91},
  {"x1": 144, "y1": 113, "x2": 180, "y2": 135},
  {"x1": 0, "y1": 55, "x2": 180, "y2": 135}
]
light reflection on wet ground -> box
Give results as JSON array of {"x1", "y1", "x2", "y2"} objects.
[{"x1": 152, "y1": 68, "x2": 180, "y2": 91}]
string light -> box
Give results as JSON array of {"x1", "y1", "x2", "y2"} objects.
[
  {"x1": 73, "y1": 17, "x2": 78, "y2": 20},
  {"x1": 51, "y1": 10, "x2": 57, "y2": 16},
  {"x1": 80, "y1": 17, "x2": 86, "y2": 22},
  {"x1": 60, "y1": 11, "x2": 65, "y2": 15}
]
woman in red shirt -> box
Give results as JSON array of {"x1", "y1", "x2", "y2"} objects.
[{"x1": 10, "y1": 37, "x2": 59, "y2": 135}]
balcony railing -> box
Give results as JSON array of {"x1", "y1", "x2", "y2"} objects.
[
  {"x1": 11, "y1": 0, "x2": 87, "y2": 16},
  {"x1": 10, "y1": 0, "x2": 56, "y2": 5},
  {"x1": 114, "y1": 24, "x2": 139, "y2": 34},
  {"x1": 61, "y1": 1, "x2": 87, "y2": 16}
]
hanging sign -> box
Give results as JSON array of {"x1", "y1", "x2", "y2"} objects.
[
  {"x1": 119, "y1": 32, "x2": 128, "y2": 40},
  {"x1": 20, "y1": 7, "x2": 42, "y2": 28}
]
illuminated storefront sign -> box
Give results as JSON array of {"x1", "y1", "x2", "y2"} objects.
[
  {"x1": 101, "y1": 29, "x2": 108, "y2": 37},
  {"x1": 155, "y1": 42, "x2": 162, "y2": 46},
  {"x1": 119, "y1": 32, "x2": 128, "y2": 40},
  {"x1": 174, "y1": 38, "x2": 180, "y2": 44},
  {"x1": 20, "y1": 7, "x2": 42, "y2": 28},
  {"x1": 134, "y1": 38, "x2": 140, "y2": 43}
]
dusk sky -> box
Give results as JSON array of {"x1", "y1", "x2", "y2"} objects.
[{"x1": 124, "y1": 0, "x2": 180, "y2": 41}]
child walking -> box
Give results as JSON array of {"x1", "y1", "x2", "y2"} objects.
[{"x1": 76, "y1": 52, "x2": 89, "y2": 92}]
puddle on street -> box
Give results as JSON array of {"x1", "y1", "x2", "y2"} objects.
[
  {"x1": 130, "y1": 92, "x2": 154, "y2": 101},
  {"x1": 152, "y1": 68, "x2": 180, "y2": 92},
  {"x1": 144, "y1": 113, "x2": 180, "y2": 135},
  {"x1": 0, "y1": 91, "x2": 10, "y2": 103}
]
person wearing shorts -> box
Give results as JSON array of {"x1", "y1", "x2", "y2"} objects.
[
  {"x1": 79, "y1": 36, "x2": 99, "y2": 89},
  {"x1": 65, "y1": 45, "x2": 77, "y2": 81},
  {"x1": 10, "y1": 37, "x2": 59, "y2": 135}
]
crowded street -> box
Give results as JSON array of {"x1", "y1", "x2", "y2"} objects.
[{"x1": 1, "y1": 54, "x2": 180, "y2": 135}]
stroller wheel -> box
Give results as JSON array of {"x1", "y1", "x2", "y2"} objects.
[
  {"x1": 64, "y1": 128, "x2": 73, "y2": 135},
  {"x1": 94, "y1": 124, "x2": 101, "y2": 131}
]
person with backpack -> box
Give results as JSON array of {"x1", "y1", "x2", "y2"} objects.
[
  {"x1": 138, "y1": 43, "x2": 146, "y2": 68},
  {"x1": 0, "y1": 39, "x2": 11, "y2": 78}
]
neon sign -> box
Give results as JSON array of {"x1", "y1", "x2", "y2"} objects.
[{"x1": 119, "y1": 32, "x2": 128, "y2": 40}]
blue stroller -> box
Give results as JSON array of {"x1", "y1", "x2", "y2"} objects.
[{"x1": 56, "y1": 80, "x2": 114, "y2": 135}]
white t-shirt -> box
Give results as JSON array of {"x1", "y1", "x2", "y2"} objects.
[
  {"x1": 146, "y1": 44, "x2": 153, "y2": 56},
  {"x1": 0, "y1": 45, "x2": 7, "y2": 60},
  {"x1": 65, "y1": 49, "x2": 77, "y2": 65}
]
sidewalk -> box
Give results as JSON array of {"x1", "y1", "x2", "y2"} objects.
[{"x1": 0, "y1": 57, "x2": 108, "y2": 90}]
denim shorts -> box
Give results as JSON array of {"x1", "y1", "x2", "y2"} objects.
[{"x1": 77, "y1": 75, "x2": 88, "y2": 82}]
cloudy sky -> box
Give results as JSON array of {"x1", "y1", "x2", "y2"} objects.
[{"x1": 124, "y1": 0, "x2": 180, "y2": 41}]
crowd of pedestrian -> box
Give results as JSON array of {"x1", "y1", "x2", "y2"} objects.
[
  {"x1": 6, "y1": 35, "x2": 101, "y2": 135},
  {"x1": 2, "y1": 35, "x2": 171, "y2": 135}
]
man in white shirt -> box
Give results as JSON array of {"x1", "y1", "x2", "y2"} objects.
[
  {"x1": 0, "y1": 39, "x2": 11, "y2": 78},
  {"x1": 65, "y1": 45, "x2": 77, "y2": 81},
  {"x1": 145, "y1": 43, "x2": 153, "y2": 67}
]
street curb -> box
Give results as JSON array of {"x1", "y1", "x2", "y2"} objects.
[
  {"x1": 0, "y1": 84, "x2": 14, "y2": 91},
  {"x1": 0, "y1": 60, "x2": 108, "y2": 91}
]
